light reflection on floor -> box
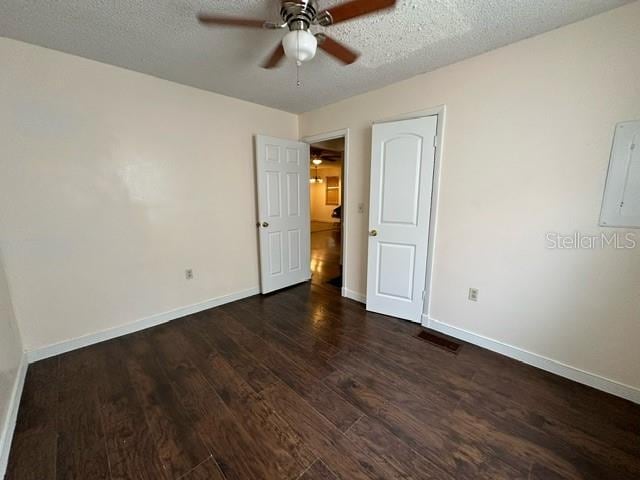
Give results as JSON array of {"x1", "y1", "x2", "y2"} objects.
[{"x1": 310, "y1": 223, "x2": 341, "y2": 289}]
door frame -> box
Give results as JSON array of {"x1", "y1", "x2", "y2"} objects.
[
  {"x1": 302, "y1": 128, "x2": 351, "y2": 299},
  {"x1": 372, "y1": 105, "x2": 446, "y2": 325}
]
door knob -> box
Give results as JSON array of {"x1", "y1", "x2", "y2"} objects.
[
  {"x1": 262, "y1": 222, "x2": 270, "y2": 228},
  {"x1": 369, "y1": 229, "x2": 378, "y2": 237}
]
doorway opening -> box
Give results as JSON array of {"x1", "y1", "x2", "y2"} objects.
[{"x1": 308, "y1": 137, "x2": 344, "y2": 289}]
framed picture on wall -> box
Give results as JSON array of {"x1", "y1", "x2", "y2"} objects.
[{"x1": 326, "y1": 176, "x2": 340, "y2": 205}]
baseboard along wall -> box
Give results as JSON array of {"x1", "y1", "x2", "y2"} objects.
[
  {"x1": 424, "y1": 314, "x2": 640, "y2": 405},
  {"x1": 342, "y1": 287, "x2": 366, "y2": 304},
  {"x1": 340, "y1": 286, "x2": 640, "y2": 404},
  {"x1": 26, "y1": 287, "x2": 260, "y2": 363},
  {"x1": 0, "y1": 353, "x2": 28, "y2": 477}
]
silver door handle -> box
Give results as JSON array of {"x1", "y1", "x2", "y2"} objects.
[
  {"x1": 369, "y1": 229, "x2": 378, "y2": 237},
  {"x1": 262, "y1": 222, "x2": 269, "y2": 228}
]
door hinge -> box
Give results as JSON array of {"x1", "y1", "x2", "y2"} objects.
[
  {"x1": 422, "y1": 290, "x2": 426, "y2": 300},
  {"x1": 433, "y1": 135, "x2": 438, "y2": 148}
]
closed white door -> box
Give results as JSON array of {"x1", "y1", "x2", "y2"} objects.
[
  {"x1": 255, "y1": 135, "x2": 311, "y2": 294},
  {"x1": 366, "y1": 116, "x2": 438, "y2": 322}
]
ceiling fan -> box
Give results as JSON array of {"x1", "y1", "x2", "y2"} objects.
[
  {"x1": 311, "y1": 146, "x2": 342, "y2": 162},
  {"x1": 197, "y1": 0, "x2": 397, "y2": 69}
]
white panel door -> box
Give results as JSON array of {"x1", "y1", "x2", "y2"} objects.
[
  {"x1": 366, "y1": 116, "x2": 437, "y2": 322},
  {"x1": 256, "y1": 135, "x2": 311, "y2": 293}
]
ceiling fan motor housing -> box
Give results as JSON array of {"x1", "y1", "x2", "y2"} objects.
[{"x1": 280, "y1": 0, "x2": 319, "y2": 30}]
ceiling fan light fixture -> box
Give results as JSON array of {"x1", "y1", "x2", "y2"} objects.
[
  {"x1": 198, "y1": 0, "x2": 398, "y2": 69},
  {"x1": 282, "y1": 29, "x2": 317, "y2": 63}
]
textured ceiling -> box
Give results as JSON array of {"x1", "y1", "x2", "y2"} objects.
[{"x1": 0, "y1": 0, "x2": 632, "y2": 113}]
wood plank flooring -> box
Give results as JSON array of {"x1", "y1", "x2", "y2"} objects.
[
  {"x1": 6, "y1": 283, "x2": 640, "y2": 479},
  {"x1": 310, "y1": 226, "x2": 341, "y2": 287}
]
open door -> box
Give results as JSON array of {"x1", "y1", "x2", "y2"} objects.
[
  {"x1": 366, "y1": 116, "x2": 438, "y2": 322},
  {"x1": 255, "y1": 135, "x2": 311, "y2": 294}
]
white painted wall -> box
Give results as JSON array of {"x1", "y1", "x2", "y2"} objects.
[
  {"x1": 299, "y1": 2, "x2": 640, "y2": 390},
  {"x1": 0, "y1": 38, "x2": 298, "y2": 352},
  {"x1": 0, "y1": 251, "x2": 24, "y2": 471}
]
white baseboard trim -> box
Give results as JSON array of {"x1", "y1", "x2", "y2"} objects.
[
  {"x1": 0, "y1": 352, "x2": 28, "y2": 477},
  {"x1": 423, "y1": 315, "x2": 640, "y2": 405},
  {"x1": 342, "y1": 287, "x2": 366, "y2": 304},
  {"x1": 27, "y1": 287, "x2": 260, "y2": 363}
]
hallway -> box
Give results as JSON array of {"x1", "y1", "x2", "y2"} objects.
[{"x1": 310, "y1": 222, "x2": 341, "y2": 288}]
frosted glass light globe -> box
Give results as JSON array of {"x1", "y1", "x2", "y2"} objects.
[{"x1": 282, "y1": 30, "x2": 317, "y2": 63}]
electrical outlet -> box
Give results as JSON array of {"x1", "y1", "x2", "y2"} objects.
[
  {"x1": 468, "y1": 288, "x2": 479, "y2": 302},
  {"x1": 185, "y1": 269, "x2": 194, "y2": 280}
]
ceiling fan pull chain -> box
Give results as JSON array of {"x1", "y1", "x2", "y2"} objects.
[{"x1": 296, "y1": 32, "x2": 302, "y2": 87}]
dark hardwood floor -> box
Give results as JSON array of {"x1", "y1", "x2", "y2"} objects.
[
  {"x1": 310, "y1": 223, "x2": 341, "y2": 287},
  {"x1": 6, "y1": 283, "x2": 640, "y2": 479}
]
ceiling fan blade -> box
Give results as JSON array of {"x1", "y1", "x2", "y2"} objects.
[
  {"x1": 319, "y1": 0, "x2": 396, "y2": 25},
  {"x1": 197, "y1": 14, "x2": 267, "y2": 28},
  {"x1": 316, "y1": 34, "x2": 360, "y2": 65},
  {"x1": 262, "y1": 43, "x2": 286, "y2": 69}
]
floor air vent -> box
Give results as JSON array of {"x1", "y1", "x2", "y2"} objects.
[{"x1": 416, "y1": 330, "x2": 462, "y2": 354}]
